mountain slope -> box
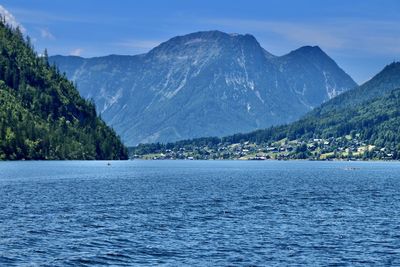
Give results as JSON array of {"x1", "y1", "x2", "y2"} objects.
[
  {"x1": 131, "y1": 62, "x2": 400, "y2": 160},
  {"x1": 308, "y1": 62, "x2": 400, "y2": 116},
  {"x1": 0, "y1": 21, "x2": 127, "y2": 160},
  {"x1": 50, "y1": 30, "x2": 357, "y2": 145},
  {"x1": 271, "y1": 46, "x2": 356, "y2": 108},
  {"x1": 222, "y1": 62, "x2": 400, "y2": 144}
]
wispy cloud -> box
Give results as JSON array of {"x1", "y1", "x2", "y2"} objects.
[
  {"x1": 69, "y1": 48, "x2": 83, "y2": 56},
  {"x1": 9, "y1": 6, "x2": 134, "y2": 25},
  {"x1": 40, "y1": 28, "x2": 55, "y2": 40},
  {"x1": 0, "y1": 5, "x2": 26, "y2": 33},
  {"x1": 204, "y1": 18, "x2": 344, "y2": 49},
  {"x1": 113, "y1": 39, "x2": 162, "y2": 52},
  {"x1": 200, "y1": 17, "x2": 400, "y2": 55},
  {"x1": 8, "y1": 7, "x2": 92, "y2": 24}
]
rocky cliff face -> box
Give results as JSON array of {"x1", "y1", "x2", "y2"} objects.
[{"x1": 50, "y1": 30, "x2": 357, "y2": 145}]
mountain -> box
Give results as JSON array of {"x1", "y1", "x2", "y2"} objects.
[
  {"x1": 308, "y1": 61, "x2": 400, "y2": 115},
  {"x1": 131, "y1": 62, "x2": 400, "y2": 160},
  {"x1": 236, "y1": 62, "x2": 400, "y2": 143},
  {"x1": 271, "y1": 46, "x2": 356, "y2": 108},
  {"x1": 0, "y1": 21, "x2": 127, "y2": 160},
  {"x1": 50, "y1": 30, "x2": 357, "y2": 146}
]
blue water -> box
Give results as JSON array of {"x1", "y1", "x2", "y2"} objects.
[{"x1": 1, "y1": 160, "x2": 400, "y2": 266}]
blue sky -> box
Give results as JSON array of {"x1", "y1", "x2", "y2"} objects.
[{"x1": 1, "y1": 0, "x2": 399, "y2": 83}]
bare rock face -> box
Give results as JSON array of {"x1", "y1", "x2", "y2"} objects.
[{"x1": 50, "y1": 30, "x2": 356, "y2": 145}]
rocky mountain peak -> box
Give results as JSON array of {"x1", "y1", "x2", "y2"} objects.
[{"x1": 50, "y1": 30, "x2": 357, "y2": 145}]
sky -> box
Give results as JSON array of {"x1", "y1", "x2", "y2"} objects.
[{"x1": 0, "y1": 0, "x2": 399, "y2": 83}]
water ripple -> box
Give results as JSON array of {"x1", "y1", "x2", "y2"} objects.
[{"x1": 1, "y1": 160, "x2": 400, "y2": 265}]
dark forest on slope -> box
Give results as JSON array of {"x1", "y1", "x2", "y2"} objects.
[{"x1": 0, "y1": 20, "x2": 127, "y2": 160}]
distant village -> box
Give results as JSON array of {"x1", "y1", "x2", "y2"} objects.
[{"x1": 133, "y1": 134, "x2": 397, "y2": 160}]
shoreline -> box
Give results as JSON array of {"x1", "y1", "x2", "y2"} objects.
[{"x1": 129, "y1": 158, "x2": 399, "y2": 162}]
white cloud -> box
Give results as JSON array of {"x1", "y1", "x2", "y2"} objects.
[
  {"x1": 40, "y1": 28, "x2": 55, "y2": 40},
  {"x1": 69, "y1": 48, "x2": 83, "y2": 56},
  {"x1": 205, "y1": 18, "x2": 344, "y2": 49},
  {"x1": 200, "y1": 17, "x2": 400, "y2": 55},
  {"x1": 0, "y1": 5, "x2": 26, "y2": 33},
  {"x1": 114, "y1": 39, "x2": 161, "y2": 52}
]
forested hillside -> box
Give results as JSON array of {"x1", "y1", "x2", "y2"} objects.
[{"x1": 0, "y1": 20, "x2": 127, "y2": 160}]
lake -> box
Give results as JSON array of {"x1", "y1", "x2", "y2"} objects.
[{"x1": 1, "y1": 160, "x2": 400, "y2": 266}]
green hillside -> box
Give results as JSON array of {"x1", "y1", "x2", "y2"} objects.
[
  {"x1": 0, "y1": 21, "x2": 127, "y2": 160},
  {"x1": 131, "y1": 62, "x2": 400, "y2": 160},
  {"x1": 308, "y1": 62, "x2": 400, "y2": 115}
]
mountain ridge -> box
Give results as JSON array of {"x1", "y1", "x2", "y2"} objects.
[{"x1": 50, "y1": 30, "x2": 357, "y2": 145}]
